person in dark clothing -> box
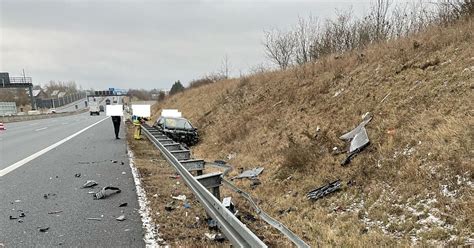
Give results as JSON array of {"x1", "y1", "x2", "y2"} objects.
[{"x1": 111, "y1": 116, "x2": 121, "y2": 139}]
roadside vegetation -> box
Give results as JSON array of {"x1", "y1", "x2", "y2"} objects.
[{"x1": 131, "y1": 0, "x2": 473, "y2": 246}]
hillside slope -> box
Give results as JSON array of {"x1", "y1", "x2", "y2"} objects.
[{"x1": 151, "y1": 19, "x2": 473, "y2": 246}]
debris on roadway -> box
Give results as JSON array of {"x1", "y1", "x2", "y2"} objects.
[
  {"x1": 48, "y1": 210, "x2": 63, "y2": 214},
  {"x1": 119, "y1": 203, "x2": 128, "y2": 207},
  {"x1": 82, "y1": 180, "x2": 98, "y2": 188},
  {"x1": 307, "y1": 180, "x2": 342, "y2": 201},
  {"x1": 93, "y1": 186, "x2": 121, "y2": 199},
  {"x1": 116, "y1": 215, "x2": 126, "y2": 221},
  {"x1": 39, "y1": 227, "x2": 49, "y2": 232}
]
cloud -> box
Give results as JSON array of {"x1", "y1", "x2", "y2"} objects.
[{"x1": 0, "y1": 0, "x2": 370, "y2": 89}]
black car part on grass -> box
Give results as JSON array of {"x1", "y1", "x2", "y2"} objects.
[{"x1": 307, "y1": 180, "x2": 342, "y2": 201}]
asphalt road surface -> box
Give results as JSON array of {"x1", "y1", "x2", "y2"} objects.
[{"x1": 0, "y1": 112, "x2": 145, "y2": 247}]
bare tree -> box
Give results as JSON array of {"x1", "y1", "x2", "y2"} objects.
[
  {"x1": 263, "y1": 28, "x2": 296, "y2": 69},
  {"x1": 219, "y1": 54, "x2": 231, "y2": 79},
  {"x1": 294, "y1": 16, "x2": 319, "y2": 65}
]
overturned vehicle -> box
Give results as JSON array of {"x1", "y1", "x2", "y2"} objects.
[{"x1": 154, "y1": 116, "x2": 199, "y2": 146}]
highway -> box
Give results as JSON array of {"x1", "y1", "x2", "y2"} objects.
[
  {"x1": 0, "y1": 112, "x2": 145, "y2": 247},
  {"x1": 55, "y1": 98, "x2": 88, "y2": 113}
]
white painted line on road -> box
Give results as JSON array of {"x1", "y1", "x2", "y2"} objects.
[
  {"x1": 29, "y1": 123, "x2": 39, "y2": 126},
  {"x1": 0, "y1": 117, "x2": 110, "y2": 177},
  {"x1": 35, "y1": 127, "x2": 48, "y2": 131}
]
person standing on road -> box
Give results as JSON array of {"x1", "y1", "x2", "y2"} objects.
[{"x1": 112, "y1": 116, "x2": 121, "y2": 139}]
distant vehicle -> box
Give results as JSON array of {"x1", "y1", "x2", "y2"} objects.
[
  {"x1": 99, "y1": 105, "x2": 104, "y2": 112},
  {"x1": 47, "y1": 109, "x2": 57, "y2": 114},
  {"x1": 154, "y1": 116, "x2": 199, "y2": 146},
  {"x1": 105, "y1": 99, "x2": 111, "y2": 105},
  {"x1": 89, "y1": 102, "x2": 100, "y2": 115}
]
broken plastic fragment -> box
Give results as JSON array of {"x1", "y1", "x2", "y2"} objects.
[
  {"x1": 86, "y1": 218, "x2": 102, "y2": 221},
  {"x1": 74, "y1": 173, "x2": 81, "y2": 178},
  {"x1": 116, "y1": 215, "x2": 126, "y2": 221},
  {"x1": 171, "y1": 195, "x2": 186, "y2": 201},
  {"x1": 232, "y1": 167, "x2": 264, "y2": 180},
  {"x1": 93, "y1": 186, "x2": 121, "y2": 199},
  {"x1": 307, "y1": 180, "x2": 341, "y2": 201},
  {"x1": 39, "y1": 227, "x2": 49, "y2": 232},
  {"x1": 222, "y1": 197, "x2": 236, "y2": 214},
  {"x1": 339, "y1": 116, "x2": 372, "y2": 165},
  {"x1": 82, "y1": 180, "x2": 98, "y2": 188}
]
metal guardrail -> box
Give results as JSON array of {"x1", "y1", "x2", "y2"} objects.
[
  {"x1": 141, "y1": 125, "x2": 267, "y2": 248},
  {"x1": 205, "y1": 162, "x2": 310, "y2": 248}
]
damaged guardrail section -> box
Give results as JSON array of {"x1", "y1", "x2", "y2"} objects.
[{"x1": 141, "y1": 124, "x2": 267, "y2": 248}]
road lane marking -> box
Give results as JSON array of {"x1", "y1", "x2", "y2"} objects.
[
  {"x1": 35, "y1": 127, "x2": 48, "y2": 131},
  {"x1": 0, "y1": 117, "x2": 109, "y2": 177}
]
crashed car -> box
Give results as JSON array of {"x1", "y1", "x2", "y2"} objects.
[{"x1": 154, "y1": 116, "x2": 199, "y2": 146}]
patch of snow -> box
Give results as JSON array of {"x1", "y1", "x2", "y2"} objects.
[{"x1": 441, "y1": 184, "x2": 457, "y2": 197}]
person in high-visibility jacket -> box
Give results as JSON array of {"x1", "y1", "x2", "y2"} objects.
[
  {"x1": 133, "y1": 117, "x2": 141, "y2": 140},
  {"x1": 132, "y1": 116, "x2": 148, "y2": 140}
]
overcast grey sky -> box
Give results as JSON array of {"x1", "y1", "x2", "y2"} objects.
[{"x1": 0, "y1": 0, "x2": 373, "y2": 90}]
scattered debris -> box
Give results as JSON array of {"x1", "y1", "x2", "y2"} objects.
[
  {"x1": 207, "y1": 219, "x2": 218, "y2": 229},
  {"x1": 43, "y1": 193, "x2": 57, "y2": 199},
  {"x1": 222, "y1": 197, "x2": 236, "y2": 214},
  {"x1": 19, "y1": 212, "x2": 25, "y2": 218},
  {"x1": 86, "y1": 218, "x2": 102, "y2": 221},
  {"x1": 307, "y1": 180, "x2": 342, "y2": 201},
  {"x1": 9, "y1": 216, "x2": 17, "y2": 220},
  {"x1": 250, "y1": 178, "x2": 261, "y2": 189},
  {"x1": 14, "y1": 200, "x2": 21, "y2": 203},
  {"x1": 165, "y1": 202, "x2": 175, "y2": 212},
  {"x1": 116, "y1": 215, "x2": 126, "y2": 221},
  {"x1": 205, "y1": 233, "x2": 225, "y2": 242},
  {"x1": 82, "y1": 180, "x2": 98, "y2": 188},
  {"x1": 121, "y1": 161, "x2": 125, "y2": 165},
  {"x1": 39, "y1": 227, "x2": 49, "y2": 232},
  {"x1": 243, "y1": 213, "x2": 257, "y2": 222},
  {"x1": 171, "y1": 195, "x2": 187, "y2": 201},
  {"x1": 340, "y1": 115, "x2": 372, "y2": 165},
  {"x1": 94, "y1": 186, "x2": 121, "y2": 199},
  {"x1": 48, "y1": 211, "x2": 63, "y2": 214},
  {"x1": 184, "y1": 202, "x2": 191, "y2": 209},
  {"x1": 111, "y1": 160, "x2": 118, "y2": 164},
  {"x1": 232, "y1": 167, "x2": 264, "y2": 180},
  {"x1": 74, "y1": 173, "x2": 81, "y2": 178},
  {"x1": 121, "y1": 172, "x2": 126, "y2": 175},
  {"x1": 119, "y1": 203, "x2": 128, "y2": 207}
]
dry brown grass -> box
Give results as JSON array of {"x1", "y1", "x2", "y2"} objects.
[{"x1": 146, "y1": 18, "x2": 473, "y2": 246}]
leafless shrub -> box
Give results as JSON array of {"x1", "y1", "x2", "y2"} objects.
[
  {"x1": 264, "y1": 0, "x2": 472, "y2": 67},
  {"x1": 263, "y1": 28, "x2": 296, "y2": 69},
  {"x1": 294, "y1": 16, "x2": 319, "y2": 65}
]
